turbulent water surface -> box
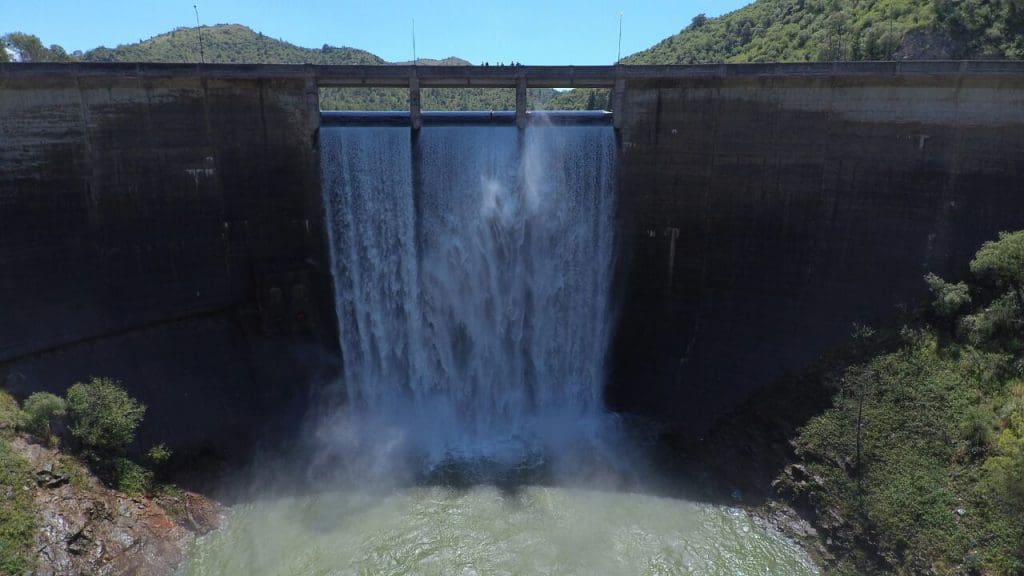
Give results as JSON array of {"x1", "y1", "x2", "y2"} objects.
[{"x1": 184, "y1": 486, "x2": 817, "y2": 576}]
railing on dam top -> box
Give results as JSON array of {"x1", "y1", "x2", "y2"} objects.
[
  {"x1": 7, "y1": 61, "x2": 1024, "y2": 84},
  {"x1": 320, "y1": 110, "x2": 615, "y2": 127}
]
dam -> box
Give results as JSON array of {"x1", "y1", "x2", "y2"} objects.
[{"x1": 2, "y1": 61, "x2": 1024, "y2": 451}]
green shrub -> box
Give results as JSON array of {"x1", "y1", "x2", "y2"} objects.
[
  {"x1": 962, "y1": 292, "x2": 1023, "y2": 347},
  {"x1": 19, "y1": 392, "x2": 66, "y2": 440},
  {"x1": 970, "y1": 230, "x2": 1024, "y2": 291},
  {"x1": 66, "y1": 377, "x2": 146, "y2": 453},
  {"x1": 961, "y1": 403, "x2": 998, "y2": 454},
  {"x1": 925, "y1": 272, "x2": 971, "y2": 317},
  {"x1": 983, "y1": 408, "x2": 1024, "y2": 512},
  {"x1": 146, "y1": 443, "x2": 173, "y2": 465},
  {"x1": 113, "y1": 457, "x2": 154, "y2": 497},
  {"x1": 0, "y1": 438, "x2": 37, "y2": 575},
  {"x1": 0, "y1": 390, "x2": 21, "y2": 433}
]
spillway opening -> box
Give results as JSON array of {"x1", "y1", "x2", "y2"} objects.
[
  {"x1": 531, "y1": 87, "x2": 612, "y2": 111},
  {"x1": 419, "y1": 86, "x2": 514, "y2": 111},
  {"x1": 320, "y1": 86, "x2": 410, "y2": 111}
]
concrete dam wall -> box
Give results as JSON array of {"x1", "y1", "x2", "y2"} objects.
[
  {"x1": 0, "y1": 68, "x2": 339, "y2": 452},
  {"x1": 2, "y1": 62, "x2": 1023, "y2": 450},
  {"x1": 612, "y1": 62, "x2": 1024, "y2": 430}
]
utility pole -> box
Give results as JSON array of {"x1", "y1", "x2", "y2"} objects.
[
  {"x1": 411, "y1": 18, "x2": 417, "y2": 65},
  {"x1": 617, "y1": 13, "x2": 623, "y2": 64},
  {"x1": 194, "y1": 2, "x2": 205, "y2": 63}
]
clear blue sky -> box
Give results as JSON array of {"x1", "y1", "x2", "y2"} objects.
[{"x1": 3, "y1": 0, "x2": 748, "y2": 64}]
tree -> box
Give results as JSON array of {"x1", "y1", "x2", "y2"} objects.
[
  {"x1": 20, "y1": 392, "x2": 66, "y2": 440},
  {"x1": 1, "y1": 32, "x2": 73, "y2": 62},
  {"x1": 924, "y1": 272, "x2": 971, "y2": 317},
  {"x1": 66, "y1": 377, "x2": 145, "y2": 453},
  {"x1": 971, "y1": 230, "x2": 1024, "y2": 294},
  {"x1": 688, "y1": 13, "x2": 709, "y2": 31}
]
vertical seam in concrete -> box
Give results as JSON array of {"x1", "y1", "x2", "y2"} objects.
[
  {"x1": 74, "y1": 75, "x2": 99, "y2": 232},
  {"x1": 679, "y1": 79, "x2": 722, "y2": 386},
  {"x1": 930, "y1": 66, "x2": 967, "y2": 271},
  {"x1": 794, "y1": 73, "x2": 838, "y2": 338}
]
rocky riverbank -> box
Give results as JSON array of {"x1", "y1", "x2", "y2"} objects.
[{"x1": 6, "y1": 435, "x2": 223, "y2": 575}]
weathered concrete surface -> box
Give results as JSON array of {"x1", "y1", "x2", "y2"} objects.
[
  {"x1": 611, "y1": 69, "x2": 1024, "y2": 431},
  {"x1": 0, "y1": 72, "x2": 338, "y2": 453},
  {"x1": 4, "y1": 63, "x2": 1024, "y2": 444}
]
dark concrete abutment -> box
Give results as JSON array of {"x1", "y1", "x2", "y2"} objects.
[
  {"x1": 2, "y1": 62, "x2": 1024, "y2": 450},
  {"x1": 611, "y1": 62, "x2": 1024, "y2": 430},
  {"x1": 0, "y1": 67, "x2": 338, "y2": 454}
]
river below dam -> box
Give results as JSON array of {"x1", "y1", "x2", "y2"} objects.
[{"x1": 182, "y1": 484, "x2": 817, "y2": 576}]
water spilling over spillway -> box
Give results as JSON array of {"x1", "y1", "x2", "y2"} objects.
[{"x1": 320, "y1": 122, "x2": 617, "y2": 463}]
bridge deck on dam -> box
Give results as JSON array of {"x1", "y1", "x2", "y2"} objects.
[{"x1": 3, "y1": 60, "x2": 1024, "y2": 88}]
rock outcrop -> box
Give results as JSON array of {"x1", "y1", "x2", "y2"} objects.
[{"x1": 11, "y1": 437, "x2": 222, "y2": 576}]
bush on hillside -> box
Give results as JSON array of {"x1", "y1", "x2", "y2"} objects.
[
  {"x1": 971, "y1": 230, "x2": 1024, "y2": 292},
  {"x1": 66, "y1": 377, "x2": 146, "y2": 453},
  {"x1": 113, "y1": 457, "x2": 154, "y2": 496},
  {"x1": 0, "y1": 390, "x2": 22, "y2": 433},
  {"x1": 790, "y1": 229, "x2": 1024, "y2": 575},
  {"x1": 20, "y1": 392, "x2": 67, "y2": 442},
  {"x1": 925, "y1": 272, "x2": 971, "y2": 317},
  {"x1": 0, "y1": 438, "x2": 36, "y2": 574}
]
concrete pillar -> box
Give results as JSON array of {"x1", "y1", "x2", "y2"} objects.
[
  {"x1": 304, "y1": 77, "x2": 320, "y2": 138},
  {"x1": 410, "y1": 76, "x2": 422, "y2": 131},
  {"x1": 516, "y1": 76, "x2": 528, "y2": 129},
  {"x1": 612, "y1": 76, "x2": 625, "y2": 130}
]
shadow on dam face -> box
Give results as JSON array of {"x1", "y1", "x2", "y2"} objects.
[{"x1": 1, "y1": 64, "x2": 1024, "y2": 465}]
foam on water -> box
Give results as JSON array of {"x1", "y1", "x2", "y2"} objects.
[{"x1": 184, "y1": 486, "x2": 819, "y2": 576}]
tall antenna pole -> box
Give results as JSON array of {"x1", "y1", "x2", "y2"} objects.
[
  {"x1": 412, "y1": 18, "x2": 417, "y2": 65},
  {"x1": 194, "y1": 2, "x2": 205, "y2": 63},
  {"x1": 617, "y1": 13, "x2": 623, "y2": 64}
]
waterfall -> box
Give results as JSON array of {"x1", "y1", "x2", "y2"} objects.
[{"x1": 320, "y1": 121, "x2": 617, "y2": 464}]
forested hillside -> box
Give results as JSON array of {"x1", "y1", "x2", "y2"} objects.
[
  {"x1": 1, "y1": 24, "x2": 559, "y2": 111},
  {"x1": 628, "y1": 0, "x2": 1024, "y2": 64},
  {"x1": 80, "y1": 24, "x2": 384, "y2": 65},
  {"x1": 549, "y1": 0, "x2": 1024, "y2": 109}
]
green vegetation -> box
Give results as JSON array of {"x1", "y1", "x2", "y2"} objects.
[
  {"x1": 1, "y1": 31, "x2": 73, "y2": 62},
  {"x1": 784, "y1": 230, "x2": 1024, "y2": 575},
  {"x1": 627, "y1": 0, "x2": 1024, "y2": 65},
  {"x1": 112, "y1": 457, "x2": 155, "y2": 497},
  {"x1": 66, "y1": 377, "x2": 146, "y2": 453},
  {"x1": 147, "y1": 443, "x2": 173, "y2": 466},
  {"x1": 0, "y1": 393, "x2": 36, "y2": 575},
  {"x1": 20, "y1": 392, "x2": 66, "y2": 442},
  {"x1": 0, "y1": 390, "x2": 21, "y2": 432},
  {"x1": 550, "y1": 0, "x2": 1024, "y2": 109},
  {"x1": 81, "y1": 24, "x2": 383, "y2": 65}
]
